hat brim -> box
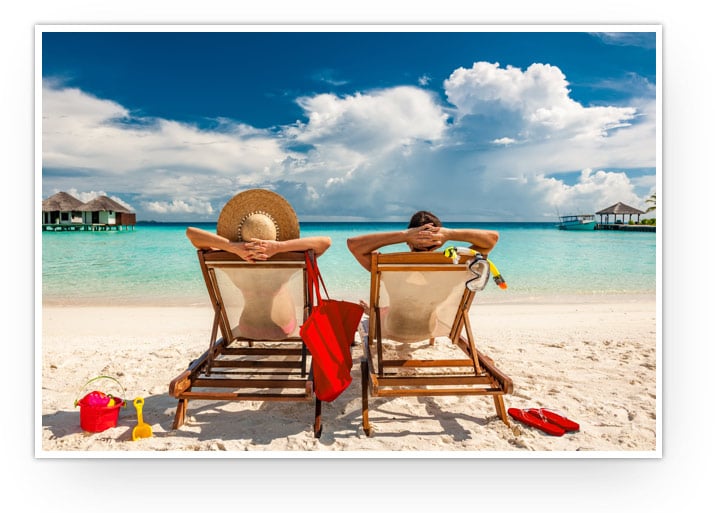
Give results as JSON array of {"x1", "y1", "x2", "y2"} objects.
[{"x1": 216, "y1": 189, "x2": 300, "y2": 242}]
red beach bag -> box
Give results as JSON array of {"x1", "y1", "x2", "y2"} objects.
[{"x1": 300, "y1": 253, "x2": 363, "y2": 402}]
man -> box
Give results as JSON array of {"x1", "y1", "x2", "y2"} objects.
[{"x1": 347, "y1": 210, "x2": 498, "y2": 271}]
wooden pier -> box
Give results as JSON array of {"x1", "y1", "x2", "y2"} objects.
[
  {"x1": 42, "y1": 223, "x2": 135, "y2": 232},
  {"x1": 595, "y1": 224, "x2": 655, "y2": 232}
]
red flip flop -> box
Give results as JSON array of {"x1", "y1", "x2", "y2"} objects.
[
  {"x1": 508, "y1": 408, "x2": 565, "y2": 436},
  {"x1": 526, "y1": 408, "x2": 580, "y2": 432}
]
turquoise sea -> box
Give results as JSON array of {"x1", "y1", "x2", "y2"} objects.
[{"x1": 41, "y1": 222, "x2": 657, "y2": 306}]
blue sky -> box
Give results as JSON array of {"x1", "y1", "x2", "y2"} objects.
[{"x1": 40, "y1": 27, "x2": 659, "y2": 222}]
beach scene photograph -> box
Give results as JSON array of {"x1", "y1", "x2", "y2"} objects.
[
  {"x1": 13, "y1": 0, "x2": 715, "y2": 509},
  {"x1": 38, "y1": 25, "x2": 661, "y2": 457}
]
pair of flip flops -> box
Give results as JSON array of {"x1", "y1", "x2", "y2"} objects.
[{"x1": 508, "y1": 408, "x2": 580, "y2": 436}]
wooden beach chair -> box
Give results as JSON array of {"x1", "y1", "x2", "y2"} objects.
[
  {"x1": 169, "y1": 249, "x2": 323, "y2": 437},
  {"x1": 360, "y1": 251, "x2": 513, "y2": 436}
]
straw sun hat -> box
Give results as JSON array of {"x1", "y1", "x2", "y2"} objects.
[{"x1": 216, "y1": 189, "x2": 300, "y2": 242}]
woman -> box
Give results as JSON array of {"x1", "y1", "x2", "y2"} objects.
[{"x1": 187, "y1": 189, "x2": 331, "y2": 340}]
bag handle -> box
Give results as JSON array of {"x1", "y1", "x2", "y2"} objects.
[
  {"x1": 304, "y1": 252, "x2": 320, "y2": 304},
  {"x1": 305, "y1": 251, "x2": 330, "y2": 303}
]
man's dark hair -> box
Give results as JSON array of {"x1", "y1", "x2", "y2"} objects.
[{"x1": 407, "y1": 210, "x2": 442, "y2": 229}]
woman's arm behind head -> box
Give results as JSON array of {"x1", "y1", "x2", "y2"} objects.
[{"x1": 252, "y1": 236, "x2": 332, "y2": 259}]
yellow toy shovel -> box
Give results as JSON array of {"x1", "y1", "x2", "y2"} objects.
[{"x1": 131, "y1": 397, "x2": 153, "y2": 441}]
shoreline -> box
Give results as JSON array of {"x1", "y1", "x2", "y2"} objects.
[
  {"x1": 39, "y1": 290, "x2": 656, "y2": 308},
  {"x1": 39, "y1": 295, "x2": 659, "y2": 454}
]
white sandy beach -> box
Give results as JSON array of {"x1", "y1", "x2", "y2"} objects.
[{"x1": 39, "y1": 295, "x2": 658, "y2": 455}]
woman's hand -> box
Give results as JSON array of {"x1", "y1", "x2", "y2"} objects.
[
  {"x1": 224, "y1": 241, "x2": 256, "y2": 262},
  {"x1": 242, "y1": 239, "x2": 280, "y2": 261},
  {"x1": 224, "y1": 239, "x2": 276, "y2": 262}
]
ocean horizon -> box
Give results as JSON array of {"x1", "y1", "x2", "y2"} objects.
[{"x1": 41, "y1": 221, "x2": 657, "y2": 307}]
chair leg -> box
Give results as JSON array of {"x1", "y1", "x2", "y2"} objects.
[
  {"x1": 361, "y1": 359, "x2": 373, "y2": 436},
  {"x1": 493, "y1": 395, "x2": 510, "y2": 426},
  {"x1": 301, "y1": 343, "x2": 308, "y2": 377},
  {"x1": 314, "y1": 399, "x2": 323, "y2": 438},
  {"x1": 172, "y1": 399, "x2": 187, "y2": 429}
]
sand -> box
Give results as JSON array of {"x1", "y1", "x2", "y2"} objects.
[{"x1": 38, "y1": 295, "x2": 658, "y2": 456}]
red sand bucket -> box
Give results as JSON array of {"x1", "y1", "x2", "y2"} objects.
[{"x1": 74, "y1": 376, "x2": 127, "y2": 433}]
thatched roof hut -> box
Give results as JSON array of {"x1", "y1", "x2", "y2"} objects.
[
  {"x1": 78, "y1": 195, "x2": 136, "y2": 227},
  {"x1": 78, "y1": 195, "x2": 132, "y2": 213},
  {"x1": 42, "y1": 192, "x2": 136, "y2": 230},
  {"x1": 596, "y1": 202, "x2": 645, "y2": 224},
  {"x1": 42, "y1": 191, "x2": 84, "y2": 212}
]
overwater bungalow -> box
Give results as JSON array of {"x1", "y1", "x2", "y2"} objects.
[
  {"x1": 595, "y1": 202, "x2": 654, "y2": 232},
  {"x1": 42, "y1": 191, "x2": 136, "y2": 231},
  {"x1": 78, "y1": 195, "x2": 136, "y2": 228},
  {"x1": 42, "y1": 191, "x2": 84, "y2": 225}
]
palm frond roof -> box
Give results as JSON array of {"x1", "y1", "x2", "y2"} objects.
[
  {"x1": 41, "y1": 191, "x2": 84, "y2": 211},
  {"x1": 78, "y1": 195, "x2": 132, "y2": 213}
]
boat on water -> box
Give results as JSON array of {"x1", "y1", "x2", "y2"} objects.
[{"x1": 557, "y1": 214, "x2": 596, "y2": 230}]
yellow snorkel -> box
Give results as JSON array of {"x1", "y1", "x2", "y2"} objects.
[
  {"x1": 487, "y1": 259, "x2": 507, "y2": 290},
  {"x1": 442, "y1": 245, "x2": 465, "y2": 263},
  {"x1": 443, "y1": 246, "x2": 507, "y2": 290}
]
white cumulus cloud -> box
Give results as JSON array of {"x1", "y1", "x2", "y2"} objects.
[
  {"x1": 291, "y1": 86, "x2": 448, "y2": 152},
  {"x1": 42, "y1": 60, "x2": 656, "y2": 222},
  {"x1": 444, "y1": 61, "x2": 637, "y2": 141}
]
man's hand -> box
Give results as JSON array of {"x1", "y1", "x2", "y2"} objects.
[{"x1": 406, "y1": 223, "x2": 446, "y2": 251}]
